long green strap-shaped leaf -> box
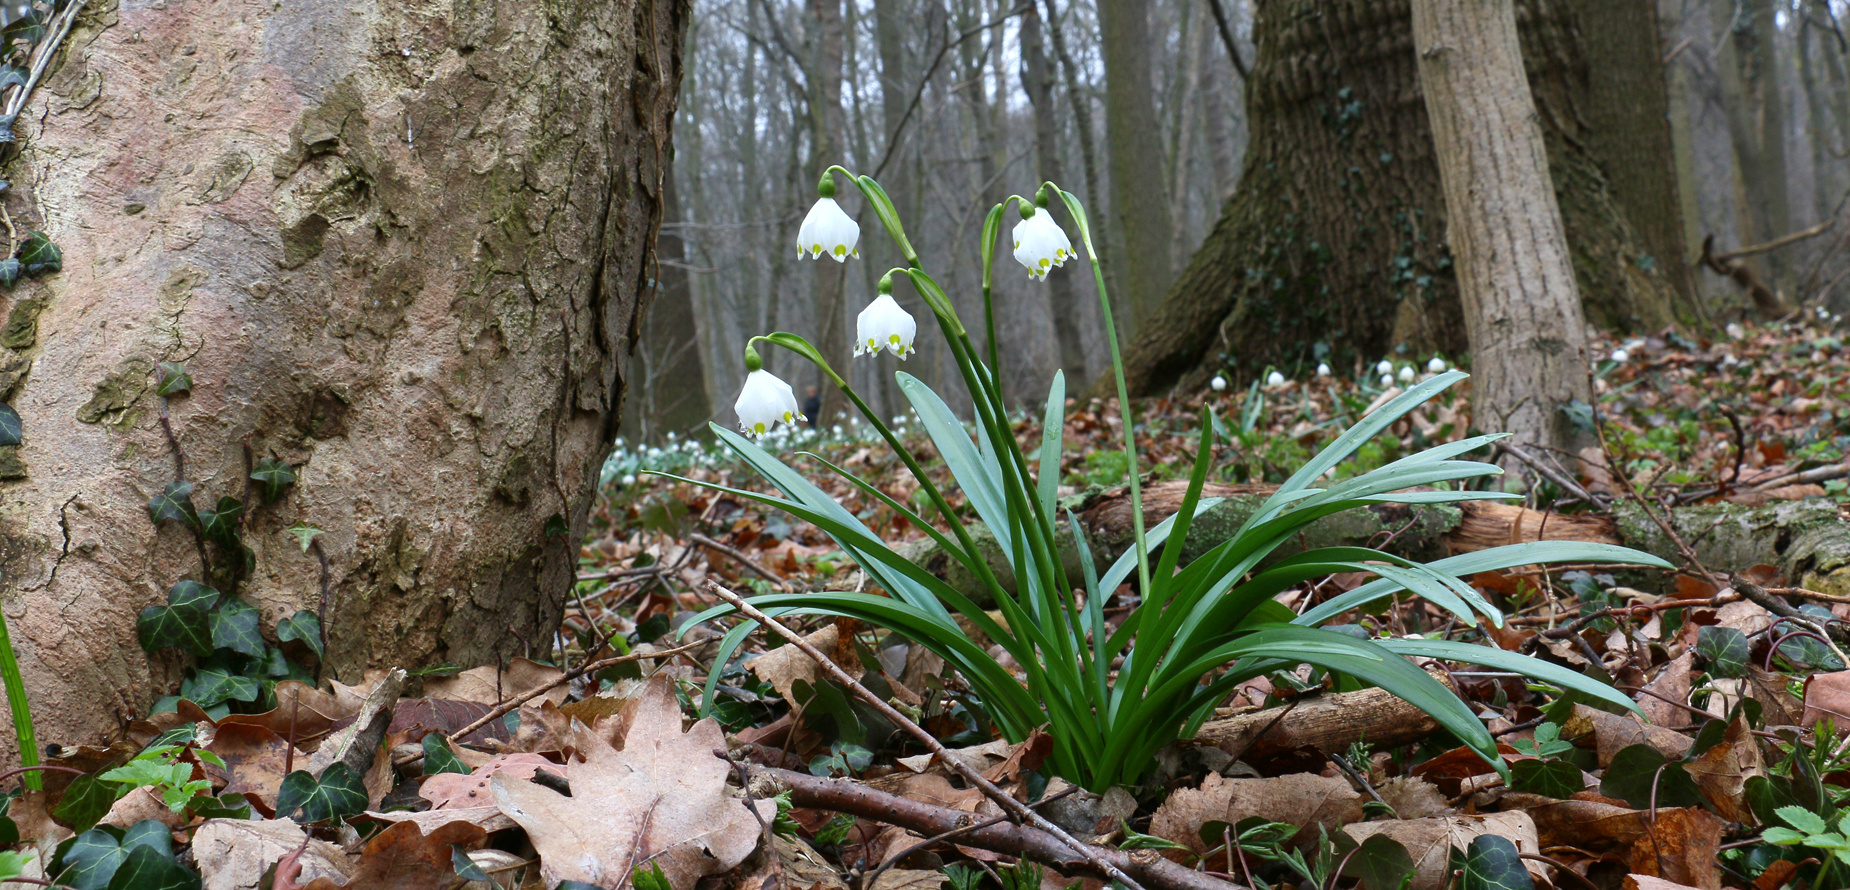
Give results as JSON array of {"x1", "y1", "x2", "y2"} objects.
[
  {"x1": 798, "y1": 449, "x2": 982, "y2": 580},
  {"x1": 1097, "y1": 498, "x2": 1225, "y2": 595},
  {"x1": 1149, "y1": 406, "x2": 1218, "y2": 606},
  {"x1": 1296, "y1": 541, "x2": 1675, "y2": 626},
  {"x1": 1378, "y1": 637, "x2": 1643, "y2": 715},
  {"x1": 1037, "y1": 371, "x2": 1065, "y2": 522}
]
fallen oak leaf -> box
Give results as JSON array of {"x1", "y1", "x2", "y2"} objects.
[
  {"x1": 296, "y1": 820, "x2": 488, "y2": 890},
  {"x1": 490, "y1": 675, "x2": 771, "y2": 889}
]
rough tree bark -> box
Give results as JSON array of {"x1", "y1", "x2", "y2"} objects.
[
  {"x1": 0, "y1": 0, "x2": 687, "y2": 755},
  {"x1": 1114, "y1": 0, "x2": 1677, "y2": 396},
  {"x1": 1413, "y1": 0, "x2": 1591, "y2": 460}
]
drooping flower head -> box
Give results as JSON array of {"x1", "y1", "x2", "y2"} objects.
[
  {"x1": 1210, "y1": 375, "x2": 1227, "y2": 392},
  {"x1": 797, "y1": 173, "x2": 860, "y2": 262},
  {"x1": 1012, "y1": 199, "x2": 1073, "y2": 281},
  {"x1": 735, "y1": 347, "x2": 806, "y2": 437},
  {"x1": 854, "y1": 275, "x2": 917, "y2": 359}
]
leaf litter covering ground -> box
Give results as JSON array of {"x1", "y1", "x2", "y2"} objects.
[{"x1": 8, "y1": 321, "x2": 1850, "y2": 890}]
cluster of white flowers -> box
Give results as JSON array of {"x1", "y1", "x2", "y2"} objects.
[{"x1": 737, "y1": 185, "x2": 1085, "y2": 439}]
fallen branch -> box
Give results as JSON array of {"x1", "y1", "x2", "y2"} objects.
[
  {"x1": 1713, "y1": 218, "x2": 1835, "y2": 262},
  {"x1": 1701, "y1": 234, "x2": 1787, "y2": 318},
  {"x1": 1193, "y1": 676, "x2": 1454, "y2": 760},
  {"x1": 708, "y1": 581, "x2": 1150, "y2": 890},
  {"x1": 740, "y1": 762, "x2": 1247, "y2": 890}
]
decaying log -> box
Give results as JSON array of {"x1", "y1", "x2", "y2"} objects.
[
  {"x1": 740, "y1": 763, "x2": 1248, "y2": 890},
  {"x1": 1192, "y1": 673, "x2": 1456, "y2": 760}
]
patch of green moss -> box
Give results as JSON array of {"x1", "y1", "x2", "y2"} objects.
[
  {"x1": 1, "y1": 297, "x2": 46, "y2": 349},
  {"x1": 76, "y1": 358, "x2": 155, "y2": 429}
]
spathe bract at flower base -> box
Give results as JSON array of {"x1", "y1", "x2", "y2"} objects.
[{"x1": 658, "y1": 168, "x2": 1671, "y2": 792}]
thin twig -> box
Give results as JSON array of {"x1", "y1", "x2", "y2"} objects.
[
  {"x1": 707, "y1": 580, "x2": 1151, "y2": 890},
  {"x1": 691, "y1": 532, "x2": 790, "y2": 589},
  {"x1": 860, "y1": 786, "x2": 1079, "y2": 890}
]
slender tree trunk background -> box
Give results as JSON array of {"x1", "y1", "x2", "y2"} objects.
[
  {"x1": 1413, "y1": 0, "x2": 1592, "y2": 459},
  {"x1": 1715, "y1": 0, "x2": 1793, "y2": 297},
  {"x1": 1114, "y1": 0, "x2": 1677, "y2": 397},
  {"x1": 1098, "y1": 0, "x2": 1175, "y2": 330},
  {"x1": 0, "y1": 0, "x2": 687, "y2": 755}
]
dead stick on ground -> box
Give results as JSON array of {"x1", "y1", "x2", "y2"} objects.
[
  {"x1": 392, "y1": 639, "x2": 709, "y2": 769},
  {"x1": 741, "y1": 762, "x2": 1246, "y2": 890},
  {"x1": 707, "y1": 580, "x2": 1152, "y2": 890}
]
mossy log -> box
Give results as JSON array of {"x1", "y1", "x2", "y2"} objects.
[{"x1": 904, "y1": 481, "x2": 1850, "y2": 597}]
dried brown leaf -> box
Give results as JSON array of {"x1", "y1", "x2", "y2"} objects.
[
  {"x1": 298, "y1": 820, "x2": 488, "y2": 890},
  {"x1": 1340, "y1": 812, "x2": 1544, "y2": 890},
  {"x1": 193, "y1": 819, "x2": 351, "y2": 890},
  {"x1": 1148, "y1": 772, "x2": 1362, "y2": 855},
  {"x1": 490, "y1": 675, "x2": 771, "y2": 888}
]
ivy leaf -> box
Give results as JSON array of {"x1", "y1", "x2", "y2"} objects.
[
  {"x1": 180, "y1": 667, "x2": 261, "y2": 709},
  {"x1": 1452, "y1": 834, "x2": 1532, "y2": 890},
  {"x1": 1340, "y1": 834, "x2": 1416, "y2": 890},
  {"x1": 18, "y1": 230, "x2": 61, "y2": 276},
  {"x1": 1697, "y1": 625, "x2": 1750, "y2": 679},
  {"x1": 451, "y1": 847, "x2": 489, "y2": 883},
  {"x1": 1601, "y1": 744, "x2": 1704, "y2": 809},
  {"x1": 0, "y1": 257, "x2": 19, "y2": 289},
  {"x1": 146, "y1": 481, "x2": 199, "y2": 528},
  {"x1": 50, "y1": 775, "x2": 115, "y2": 834},
  {"x1": 53, "y1": 826, "x2": 127, "y2": 890},
  {"x1": 207, "y1": 597, "x2": 264, "y2": 657},
  {"x1": 286, "y1": 522, "x2": 323, "y2": 553},
  {"x1": 153, "y1": 362, "x2": 191, "y2": 397},
  {"x1": 275, "y1": 611, "x2": 323, "y2": 659},
  {"x1": 1510, "y1": 759, "x2": 1584, "y2": 799},
  {"x1": 197, "y1": 496, "x2": 242, "y2": 548},
  {"x1": 0, "y1": 402, "x2": 18, "y2": 446},
  {"x1": 250, "y1": 458, "x2": 296, "y2": 504},
  {"x1": 422, "y1": 733, "x2": 468, "y2": 776},
  {"x1": 103, "y1": 844, "x2": 198, "y2": 890},
  {"x1": 275, "y1": 763, "x2": 366, "y2": 823},
  {"x1": 134, "y1": 581, "x2": 218, "y2": 657},
  {"x1": 0, "y1": 66, "x2": 22, "y2": 91}
]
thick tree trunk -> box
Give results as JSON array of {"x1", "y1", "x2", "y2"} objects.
[
  {"x1": 1566, "y1": 0, "x2": 1697, "y2": 313},
  {"x1": 1115, "y1": 0, "x2": 1677, "y2": 396},
  {"x1": 1413, "y1": 0, "x2": 1591, "y2": 460},
  {"x1": 1098, "y1": 0, "x2": 1175, "y2": 329},
  {"x1": 0, "y1": 0, "x2": 686, "y2": 755}
]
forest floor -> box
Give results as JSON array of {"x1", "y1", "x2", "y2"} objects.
[{"x1": 11, "y1": 318, "x2": 1850, "y2": 890}]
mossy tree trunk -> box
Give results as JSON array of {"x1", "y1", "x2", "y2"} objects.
[
  {"x1": 1114, "y1": 0, "x2": 1678, "y2": 396},
  {"x1": 0, "y1": 0, "x2": 687, "y2": 756}
]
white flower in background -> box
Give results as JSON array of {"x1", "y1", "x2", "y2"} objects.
[
  {"x1": 1726, "y1": 322, "x2": 1746, "y2": 340},
  {"x1": 621, "y1": 474, "x2": 636, "y2": 486},
  {"x1": 1427, "y1": 356, "x2": 1447, "y2": 373},
  {"x1": 1012, "y1": 208, "x2": 1074, "y2": 280},
  {"x1": 735, "y1": 369, "x2": 806, "y2": 437},
  {"x1": 1376, "y1": 359, "x2": 1394, "y2": 376},
  {"x1": 1266, "y1": 370, "x2": 1286, "y2": 387},
  {"x1": 666, "y1": 431, "x2": 677, "y2": 441},
  {"x1": 614, "y1": 436, "x2": 626, "y2": 449},
  {"x1": 647, "y1": 447, "x2": 661, "y2": 458},
  {"x1": 1397, "y1": 366, "x2": 1415, "y2": 384},
  {"x1": 1316, "y1": 363, "x2": 1331, "y2": 378},
  {"x1": 1380, "y1": 374, "x2": 1394, "y2": 388},
  {"x1": 797, "y1": 197, "x2": 860, "y2": 262},
  {"x1": 1210, "y1": 375, "x2": 1227, "y2": 391},
  {"x1": 1610, "y1": 348, "x2": 1628, "y2": 363},
  {"x1": 854, "y1": 294, "x2": 917, "y2": 359}
]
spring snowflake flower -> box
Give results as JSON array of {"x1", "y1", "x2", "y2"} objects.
[
  {"x1": 1376, "y1": 359, "x2": 1394, "y2": 376},
  {"x1": 1317, "y1": 363, "x2": 1331, "y2": 378},
  {"x1": 1427, "y1": 356, "x2": 1447, "y2": 373},
  {"x1": 621, "y1": 474, "x2": 636, "y2": 486},
  {"x1": 1012, "y1": 207, "x2": 1074, "y2": 280},
  {"x1": 1380, "y1": 374, "x2": 1394, "y2": 388},
  {"x1": 735, "y1": 369, "x2": 806, "y2": 437},
  {"x1": 1266, "y1": 371, "x2": 1286, "y2": 387},
  {"x1": 797, "y1": 197, "x2": 860, "y2": 262},
  {"x1": 854, "y1": 294, "x2": 917, "y2": 359},
  {"x1": 1610, "y1": 348, "x2": 1628, "y2": 363},
  {"x1": 1397, "y1": 366, "x2": 1415, "y2": 383},
  {"x1": 1211, "y1": 375, "x2": 1227, "y2": 392}
]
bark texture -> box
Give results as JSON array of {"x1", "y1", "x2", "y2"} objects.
[
  {"x1": 1412, "y1": 0, "x2": 1591, "y2": 457},
  {"x1": 0, "y1": 0, "x2": 686, "y2": 753},
  {"x1": 1115, "y1": 0, "x2": 1677, "y2": 396},
  {"x1": 1098, "y1": 0, "x2": 1174, "y2": 327}
]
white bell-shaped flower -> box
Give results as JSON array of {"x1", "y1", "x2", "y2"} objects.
[
  {"x1": 1012, "y1": 209, "x2": 1074, "y2": 280},
  {"x1": 1610, "y1": 348, "x2": 1629, "y2": 363},
  {"x1": 1210, "y1": 375, "x2": 1227, "y2": 392},
  {"x1": 1316, "y1": 363, "x2": 1331, "y2": 378},
  {"x1": 1379, "y1": 374, "x2": 1394, "y2": 388},
  {"x1": 1266, "y1": 371, "x2": 1286, "y2": 387},
  {"x1": 735, "y1": 369, "x2": 806, "y2": 437},
  {"x1": 797, "y1": 197, "x2": 860, "y2": 262},
  {"x1": 854, "y1": 294, "x2": 917, "y2": 359},
  {"x1": 1397, "y1": 366, "x2": 1415, "y2": 383},
  {"x1": 1376, "y1": 359, "x2": 1394, "y2": 376},
  {"x1": 1426, "y1": 356, "x2": 1447, "y2": 373}
]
